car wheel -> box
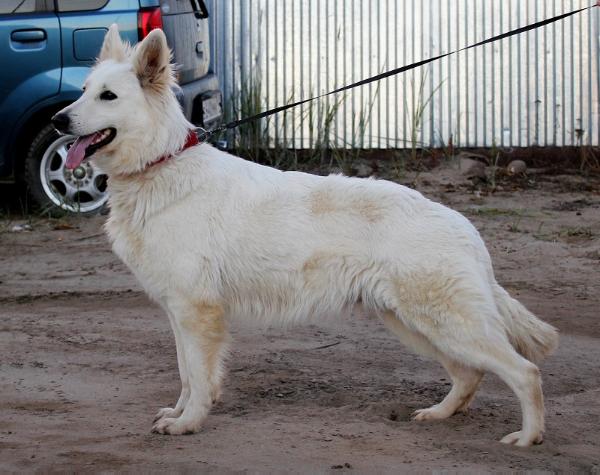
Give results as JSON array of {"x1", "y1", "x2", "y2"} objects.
[{"x1": 24, "y1": 123, "x2": 109, "y2": 215}]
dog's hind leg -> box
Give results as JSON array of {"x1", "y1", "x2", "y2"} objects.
[
  {"x1": 412, "y1": 303, "x2": 545, "y2": 447},
  {"x1": 380, "y1": 310, "x2": 440, "y2": 359},
  {"x1": 380, "y1": 312, "x2": 482, "y2": 421},
  {"x1": 382, "y1": 270, "x2": 545, "y2": 446},
  {"x1": 152, "y1": 299, "x2": 229, "y2": 435},
  {"x1": 412, "y1": 359, "x2": 483, "y2": 421},
  {"x1": 154, "y1": 308, "x2": 190, "y2": 422},
  {"x1": 446, "y1": 337, "x2": 545, "y2": 446}
]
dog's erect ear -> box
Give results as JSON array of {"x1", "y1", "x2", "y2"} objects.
[
  {"x1": 99, "y1": 24, "x2": 126, "y2": 62},
  {"x1": 132, "y1": 29, "x2": 173, "y2": 93}
]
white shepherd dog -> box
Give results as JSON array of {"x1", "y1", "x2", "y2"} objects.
[{"x1": 53, "y1": 25, "x2": 558, "y2": 447}]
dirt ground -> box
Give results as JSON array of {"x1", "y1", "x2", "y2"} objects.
[{"x1": 1, "y1": 164, "x2": 599, "y2": 473}]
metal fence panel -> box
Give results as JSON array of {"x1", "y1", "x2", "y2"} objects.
[{"x1": 206, "y1": 0, "x2": 599, "y2": 149}]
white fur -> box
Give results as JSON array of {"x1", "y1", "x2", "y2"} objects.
[{"x1": 57, "y1": 26, "x2": 558, "y2": 446}]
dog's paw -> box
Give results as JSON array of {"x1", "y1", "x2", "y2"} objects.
[
  {"x1": 153, "y1": 407, "x2": 181, "y2": 423},
  {"x1": 412, "y1": 405, "x2": 452, "y2": 421},
  {"x1": 151, "y1": 417, "x2": 201, "y2": 435},
  {"x1": 500, "y1": 430, "x2": 543, "y2": 447}
]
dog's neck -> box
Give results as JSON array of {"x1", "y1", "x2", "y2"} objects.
[
  {"x1": 98, "y1": 91, "x2": 202, "y2": 228},
  {"x1": 110, "y1": 129, "x2": 200, "y2": 180},
  {"x1": 105, "y1": 142, "x2": 207, "y2": 230}
]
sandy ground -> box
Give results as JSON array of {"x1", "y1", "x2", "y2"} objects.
[{"x1": 1, "y1": 165, "x2": 599, "y2": 473}]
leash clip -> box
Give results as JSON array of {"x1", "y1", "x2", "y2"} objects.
[
  {"x1": 195, "y1": 125, "x2": 227, "y2": 143},
  {"x1": 194, "y1": 126, "x2": 210, "y2": 142}
]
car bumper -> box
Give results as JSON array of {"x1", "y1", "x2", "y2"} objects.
[{"x1": 175, "y1": 73, "x2": 223, "y2": 130}]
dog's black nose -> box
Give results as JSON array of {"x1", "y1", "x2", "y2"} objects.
[{"x1": 51, "y1": 113, "x2": 70, "y2": 133}]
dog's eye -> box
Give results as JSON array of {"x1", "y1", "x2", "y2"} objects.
[{"x1": 100, "y1": 91, "x2": 118, "y2": 101}]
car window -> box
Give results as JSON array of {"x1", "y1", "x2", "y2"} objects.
[
  {"x1": 56, "y1": 0, "x2": 109, "y2": 12},
  {"x1": 0, "y1": 0, "x2": 53, "y2": 14}
]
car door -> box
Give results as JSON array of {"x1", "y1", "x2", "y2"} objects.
[{"x1": 0, "y1": 0, "x2": 61, "y2": 171}]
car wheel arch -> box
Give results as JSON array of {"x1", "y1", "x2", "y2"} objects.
[{"x1": 12, "y1": 101, "x2": 74, "y2": 179}]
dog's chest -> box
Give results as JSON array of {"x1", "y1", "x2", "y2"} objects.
[
  {"x1": 108, "y1": 225, "x2": 169, "y2": 298},
  {"x1": 106, "y1": 210, "x2": 218, "y2": 300},
  {"x1": 105, "y1": 212, "x2": 151, "y2": 271},
  {"x1": 110, "y1": 228, "x2": 142, "y2": 266}
]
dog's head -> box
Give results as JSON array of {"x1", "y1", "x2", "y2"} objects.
[{"x1": 52, "y1": 24, "x2": 191, "y2": 176}]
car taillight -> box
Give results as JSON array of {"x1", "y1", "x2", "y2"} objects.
[{"x1": 138, "y1": 7, "x2": 163, "y2": 40}]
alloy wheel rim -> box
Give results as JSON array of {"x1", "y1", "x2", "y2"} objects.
[{"x1": 39, "y1": 135, "x2": 109, "y2": 213}]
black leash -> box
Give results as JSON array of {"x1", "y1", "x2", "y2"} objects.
[{"x1": 197, "y1": 3, "x2": 597, "y2": 142}]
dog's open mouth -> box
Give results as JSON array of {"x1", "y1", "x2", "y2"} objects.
[{"x1": 66, "y1": 128, "x2": 117, "y2": 170}]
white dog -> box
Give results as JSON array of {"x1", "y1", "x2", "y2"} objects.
[{"x1": 53, "y1": 25, "x2": 558, "y2": 447}]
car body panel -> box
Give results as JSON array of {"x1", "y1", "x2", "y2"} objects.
[
  {"x1": 58, "y1": 3, "x2": 139, "y2": 71},
  {"x1": 0, "y1": 11, "x2": 61, "y2": 175},
  {"x1": 160, "y1": 0, "x2": 210, "y2": 84}
]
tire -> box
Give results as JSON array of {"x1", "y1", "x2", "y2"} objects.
[{"x1": 24, "y1": 123, "x2": 109, "y2": 215}]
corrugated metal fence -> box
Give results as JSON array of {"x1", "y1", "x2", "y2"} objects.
[{"x1": 206, "y1": 0, "x2": 599, "y2": 149}]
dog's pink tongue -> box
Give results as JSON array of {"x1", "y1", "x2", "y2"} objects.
[{"x1": 66, "y1": 133, "x2": 99, "y2": 169}]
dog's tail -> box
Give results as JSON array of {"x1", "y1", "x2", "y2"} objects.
[{"x1": 493, "y1": 284, "x2": 559, "y2": 363}]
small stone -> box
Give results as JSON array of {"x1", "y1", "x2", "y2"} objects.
[
  {"x1": 463, "y1": 161, "x2": 487, "y2": 180},
  {"x1": 10, "y1": 223, "x2": 32, "y2": 233},
  {"x1": 507, "y1": 160, "x2": 527, "y2": 175},
  {"x1": 352, "y1": 162, "x2": 374, "y2": 178},
  {"x1": 331, "y1": 463, "x2": 352, "y2": 470},
  {"x1": 459, "y1": 157, "x2": 482, "y2": 171}
]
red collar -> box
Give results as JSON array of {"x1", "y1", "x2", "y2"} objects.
[{"x1": 146, "y1": 130, "x2": 199, "y2": 170}]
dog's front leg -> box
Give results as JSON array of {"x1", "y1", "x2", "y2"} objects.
[
  {"x1": 152, "y1": 300, "x2": 228, "y2": 435},
  {"x1": 154, "y1": 309, "x2": 190, "y2": 423}
]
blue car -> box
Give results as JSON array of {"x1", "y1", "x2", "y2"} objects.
[{"x1": 0, "y1": 0, "x2": 222, "y2": 214}]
